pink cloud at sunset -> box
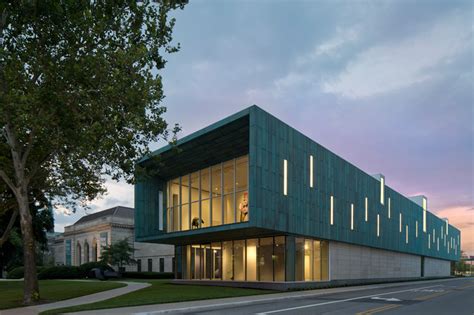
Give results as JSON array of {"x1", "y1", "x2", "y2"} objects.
[{"x1": 434, "y1": 206, "x2": 474, "y2": 256}]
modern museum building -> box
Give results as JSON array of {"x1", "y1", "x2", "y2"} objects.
[{"x1": 135, "y1": 106, "x2": 460, "y2": 286}]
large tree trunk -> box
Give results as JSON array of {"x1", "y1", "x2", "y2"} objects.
[{"x1": 17, "y1": 187, "x2": 39, "y2": 305}]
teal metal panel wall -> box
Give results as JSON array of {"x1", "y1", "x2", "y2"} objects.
[
  {"x1": 249, "y1": 106, "x2": 460, "y2": 261},
  {"x1": 136, "y1": 105, "x2": 460, "y2": 262},
  {"x1": 135, "y1": 175, "x2": 166, "y2": 239}
]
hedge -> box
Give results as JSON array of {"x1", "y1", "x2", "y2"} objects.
[
  {"x1": 38, "y1": 266, "x2": 81, "y2": 279},
  {"x1": 6, "y1": 266, "x2": 25, "y2": 279},
  {"x1": 122, "y1": 271, "x2": 174, "y2": 279},
  {"x1": 6, "y1": 266, "x2": 47, "y2": 279}
]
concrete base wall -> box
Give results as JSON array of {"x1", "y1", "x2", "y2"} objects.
[
  {"x1": 329, "y1": 241, "x2": 421, "y2": 280},
  {"x1": 424, "y1": 257, "x2": 450, "y2": 277}
]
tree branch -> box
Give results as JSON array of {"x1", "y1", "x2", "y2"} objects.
[
  {"x1": 0, "y1": 208, "x2": 17, "y2": 247},
  {"x1": 21, "y1": 128, "x2": 35, "y2": 168},
  {"x1": 0, "y1": 170, "x2": 17, "y2": 197}
]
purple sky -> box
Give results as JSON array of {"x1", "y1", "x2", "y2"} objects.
[{"x1": 54, "y1": 1, "x2": 473, "y2": 255}]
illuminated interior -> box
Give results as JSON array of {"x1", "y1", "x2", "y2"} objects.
[
  {"x1": 167, "y1": 155, "x2": 248, "y2": 232},
  {"x1": 181, "y1": 236, "x2": 329, "y2": 282}
]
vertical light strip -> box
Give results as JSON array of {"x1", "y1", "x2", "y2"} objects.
[
  {"x1": 437, "y1": 238, "x2": 439, "y2": 251},
  {"x1": 405, "y1": 225, "x2": 408, "y2": 244},
  {"x1": 428, "y1": 234, "x2": 431, "y2": 249},
  {"x1": 365, "y1": 197, "x2": 368, "y2": 222},
  {"x1": 377, "y1": 214, "x2": 380, "y2": 237},
  {"x1": 388, "y1": 198, "x2": 391, "y2": 219},
  {"x1": 441, "y1": 226, "x2": 444, "y2": 239},
  {"x1": 445, "y1": 219, "x2": 449, "y2": 234},
  {"x1": 283, "y1": 159, "x2": 288, "y2": 196},
  {"x1": 399, "y1": 213, "x2": 402, "y2": 232},
  {"x1": 416, "y1": 221, "x2": 418, "y2": 238},
  {"x1": 380, "y1": 176, "x2": 385, "y2": 205},
  {"x1": 422, "y1": 197, "x2": 427, "y2": 232},
  {"x1": 309, "y1": 155, "x2": 314, "y2": 188},
  {"x1": 433, "y1": 229, "x2": 435, "y2": 243},
  {"x1": 158, "y1": 191, "x2": 163, "y2": 231},
  {"x1": 330, "y1": 195, "x2": 334, "y2": 225},
  {"x1": 350, "y1": 203, "x2": 354, "y2": 230}
]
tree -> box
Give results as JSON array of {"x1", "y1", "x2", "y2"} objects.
[
  {"x1": 0, "y1": 0, "x2": 186, "y2": 304},
  {"x1": 100, "y1": 238, "x2": 135, "y2": 271}
]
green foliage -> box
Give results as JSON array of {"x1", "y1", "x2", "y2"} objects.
[
  {"x1": 0, "y1": 0, "x2": 187, "y2": 302},
  {"x1": 100, "y1": 238, "x2": 135, "y2": 269},
  {"x1": 6, "y1": 266, "x2": 47, "y2": 279},
  {"x1": 37, "y1": 266, "x2": 81, "y2": 280},
  {"x1": 122, "y1": 271, "x2": 174, "y2": 279},
  {"x1": 6, "y1": 266, "x2": 24, "y2": 279}
]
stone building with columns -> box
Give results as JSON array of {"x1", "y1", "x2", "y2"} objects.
[{"x1": 55, "y1": 206, "x2": 174, "y2": 272}]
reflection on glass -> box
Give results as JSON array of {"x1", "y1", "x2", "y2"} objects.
[
  {"x1": 173, "y1": 206, "x2": 179, "y2": 232},
  {"x1": 258, "y1": 237, "x2": 273, "y2": 281},
  {"x1": 234, "y1": 240, "x2": 245, "y2": 281},
  {"x1": 274, "y1": 236, "x2": 285, "y2": 281},
  {"x1": 212, "y1": 197, "x2": 222, "y2": 226},
  {"x1": 304, "y1": 239, "x2": 313, "y2": 281},
  {"x1": 222, "y1": 241, "x2": 233, "y2": 280},
  {"x1": 321, "y1": 241, "x2": 329, "y2": 281},
  {"x1": 181, "y1": 204, "x2": 189, "y2": 230},
  {"x1": 224, "y1": 194, "x2": 234, "y2": 224},
  {"x1": 235, "y1": 156, "x2": 248, "y2": 191},
  {"x1": 181, "y1": 175, "x2": 189, "y2": 205},
  {"x1": 191, "y1": 245, "x2": 201, "y2": 279},
  {"x1": 246, "y1": 239, "x2": 258, "y2": 281},
  {"x1": 223, "y1": 161, "x2": 234, "y2": 194},
  {"x1": 191, "y1": 202, "x2": 199, "y2": 229},
  {"x1": 201, "y1": 168, "x2": 210, "y2": 199},
  {"x1": 237, "y1": 191, "x2": 249, "y2": 222},
  {"x1": 201, "y1": 199, "x2": 210, "y2": 228},
  {"x1": 211, "y1": 242, "x2": 222, "y2": 279},
  {"x1": 313, "y1": 241, "x2": 321, "y2": 281},
  {"x1": 203, "y1": 244, "x2": 212, "y2": 279},
  {"x1": 170, "y1": 178, "x2": 180, "y2": 206},
  {"x1": 191, "y1": 171, "x2": 199, "y2": 202},
  {"x1": 211, "y1": 164, "x2": 221, "y2": 197},
  {"x1": 295, "y1": 238, "x2": 304, "y2": 281}
]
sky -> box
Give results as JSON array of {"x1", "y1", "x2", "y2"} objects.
[{"x1": 53, "y1": 0, "x2": 474, "y2": 255}]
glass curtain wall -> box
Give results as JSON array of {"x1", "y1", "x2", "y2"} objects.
[
  {"x1": 167, "y1": 155, "x2": 248, "y2": 232},
  {"x1": 184, "y1": 236, "x2": 285, "y2": 282},
  {"x1": 295, "y1": 238, "x2": 329, "y2": 281},
  {"x1": 183, "y1": 237, "x2": 328, "y2": 282}
]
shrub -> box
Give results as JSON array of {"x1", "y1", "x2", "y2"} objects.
[
  {"x1": 38, "y1": 266, "x2": 81, "y2": 280},
  {"x1": 6, "y1": 266, "x2": 25, "y2": 279},
  {"x1": 122, "y1": 271, "x2": 174, "y2": 279},
  {"x1": 78, "y1": 262, "x2": 109, "y2": 278},
  {"x1": 6, "y1": 266, "x2": 48, "y2": 279}
]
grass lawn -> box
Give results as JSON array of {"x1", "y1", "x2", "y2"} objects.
[
  {"x1": 0, "y1": 280, "x2": 126, "y2": 310},
  {"x1": 41, "y1": 279, "x2": 274, "y2": 315}
]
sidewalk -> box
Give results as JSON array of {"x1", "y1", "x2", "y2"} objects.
[{"x1": 0, "y1": 281, "x2": 150, "y2": 315}]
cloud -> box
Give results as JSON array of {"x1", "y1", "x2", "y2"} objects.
[
  {"x1": 435, "y1": 206, "x2": 474, "y2": 256},
  {"x1": 322, "y1": 11, "x2": 472, "y2": 98},
  {"x1": 53, "y1": 180, "x2": 133, "y2": 232},
  {"x1": 297, "y1": 27, "x2": 360, "y2": 65}
]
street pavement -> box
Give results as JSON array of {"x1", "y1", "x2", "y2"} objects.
[{"x1": 68, "y1": 277, "x2": 474, "y2": 315}]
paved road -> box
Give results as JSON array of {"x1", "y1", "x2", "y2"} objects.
[{"x1": 70, "y1": 277, "x2": 474, "y2": 315}]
